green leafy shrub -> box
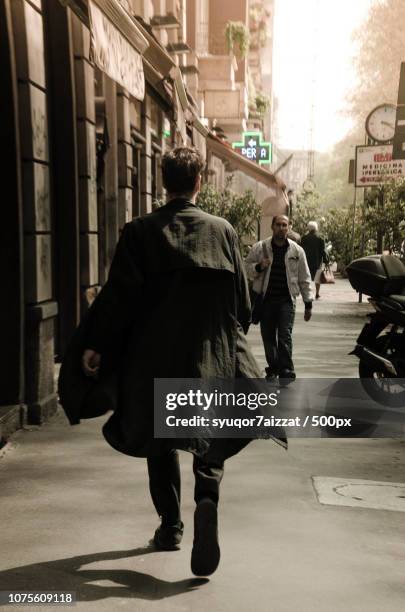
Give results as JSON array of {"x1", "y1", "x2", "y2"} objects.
[
  {"x1": 225, "y1": 21, "x2": 250, "y2": 58},
  {"x1": 196, "y1": 176, "x2": 261, "y2": 254}
]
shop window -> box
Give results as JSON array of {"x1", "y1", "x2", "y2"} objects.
[
  {"x1": 131, "y1": 128, "x2": 145, "y2": 218},
  {"x1": 150, "y1": 97, "x2": 159, "y2": 134},
  {"x1": 151, "y1": 139, "x2": 162, "y2": 208},
  {"x1": 129, "y1": 99, "x2": 142, "y2": 132}
]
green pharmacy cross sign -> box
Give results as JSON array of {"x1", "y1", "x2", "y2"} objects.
[{"x1": 232, "y1": 131, "x2": 272, "y2": 165}]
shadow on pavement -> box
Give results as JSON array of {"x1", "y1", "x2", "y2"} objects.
[{"x1": 0, "y1": 546, "x2": 208, "y2": 604}]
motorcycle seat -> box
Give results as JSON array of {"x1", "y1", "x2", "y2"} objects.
[{"x1": 387, "y1": 294, "x2": 405, "y2": 309}]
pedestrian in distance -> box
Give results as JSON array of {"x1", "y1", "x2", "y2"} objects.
[
  {"x1": 245, "y1": 215, "x2": 314, "y2": 382},
  {"x1": 59, "y1": 147, "x2": 286, "y2": 578},
  {"x1": 301, "y1": 221, "x2": 329, "y2": 299}
]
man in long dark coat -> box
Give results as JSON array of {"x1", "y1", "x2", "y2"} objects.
[{"x1": 59, "y1": 147, "x2": 286, "y2": 577}]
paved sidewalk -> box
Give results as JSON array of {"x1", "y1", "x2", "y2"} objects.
[
  {"x1": 1, "y1": 278, "x2": 404, "y2": 612},
  {"x1": 247, "y1": 277, "x2": 372, "y2": 377}
]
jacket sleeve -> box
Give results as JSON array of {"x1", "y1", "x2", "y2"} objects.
[
  {"x1": 231, "y1": 232, "x2": 252, "y2": 334},
  {"x1": 244, "y1": 241, "x2": 262, "y2": 281},
  {"x1": 85, "y1": 222, "x2": 144, "y2": 354},
  {"x1": 298, "y1": 249, "x2": 314, "y2": 304}
]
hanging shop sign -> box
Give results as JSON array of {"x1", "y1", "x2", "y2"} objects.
[
  {"x1": 231, "y1": 131, "x2": 272, "y2": 165},
  {"x1": 89, "y1": 0, "x2": 145, "y2": 100},
  {"x1": 355, "y1": 144, "x2": 405, "y2": 187}
]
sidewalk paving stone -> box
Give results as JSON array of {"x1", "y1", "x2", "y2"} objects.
[{"x1": 1, "y1": 278, "x2": 404, "y2": 612}]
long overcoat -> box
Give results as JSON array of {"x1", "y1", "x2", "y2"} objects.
[{"x1": 58, "y1": 199, "x2": 287, "y2": 457}]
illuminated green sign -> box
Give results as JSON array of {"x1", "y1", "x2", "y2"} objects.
[
  {"x1": 232, "y1": 131, "x2": 272, "y2": 165},
  {"x1": 163, "y1": 117, "x2": 171, "y2": 138}
]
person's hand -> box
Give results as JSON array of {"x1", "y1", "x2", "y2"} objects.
[
  {"x1": 260, "y1": 258, "x2": 271, "y2": 269},
  {"x1": 304, "y1": 309, "x2": 312, "y2": 322},
  {"x1": 82, "y1": 349, "x2": 101, "y2": 378}
]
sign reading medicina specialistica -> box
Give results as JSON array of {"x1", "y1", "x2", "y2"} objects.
[
  {"x1": 355, "y1": 144, "x2": 405, "y2": 187},
  {"x1": 89, "y1": 0, "x2": 145, "y2": 101},
  {"x1": 232, "y1": 131, "x2": 272, "y2": 165}
]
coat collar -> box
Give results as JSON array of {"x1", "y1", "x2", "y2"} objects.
[{"x1": 165, "y1": 197, "x2": 197, "y2": 209}]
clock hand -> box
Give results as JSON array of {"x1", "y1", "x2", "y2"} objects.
[{"x1": 381, "y1": 121, "x2": 394, "y2": 129}]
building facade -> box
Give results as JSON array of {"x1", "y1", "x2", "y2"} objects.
[{"x1": 0, "y1": 0, "x2": 283, "y2": 440}]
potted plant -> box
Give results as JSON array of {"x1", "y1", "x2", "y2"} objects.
[
  {"x1": 255, "y1": 92, "x2": 271, "y2": 116},
  {"x1": 225, "y1": 21, "x2": 250, "y2": 58}
]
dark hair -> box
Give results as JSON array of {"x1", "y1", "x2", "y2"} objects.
[
  {"x1": 161, "y1": 147, "x2": 205, "y2": 194},
  {"x1": 271, "y1": 214, "x2": 289, "y2": 228}
]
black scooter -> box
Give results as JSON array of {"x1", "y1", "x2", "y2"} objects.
[{"x1": 346, "y1": 254, "x2": 405, "y2": 407}]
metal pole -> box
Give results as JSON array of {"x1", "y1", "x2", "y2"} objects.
[
  {"x1": 350, "y1": 186, "x2": 357, "y2": 262},
  {"x1": 376, "y1": 188, "x2": 385, "y2": 253}
]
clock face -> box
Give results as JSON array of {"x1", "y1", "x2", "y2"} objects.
[
  {"x1": 365, "y1": 104, "x2": 397, "y2": 143},
  {"x1": 303, "y1": 178, "x2": 315, "y2": 191}
]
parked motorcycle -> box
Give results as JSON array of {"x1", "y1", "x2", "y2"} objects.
[{"x1": 346, "y1": 254, "x2": 405, "y2": 408}]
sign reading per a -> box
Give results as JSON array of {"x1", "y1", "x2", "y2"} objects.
[{"x1": 232, "y1": 132, "x2": 272, "y2": 165}]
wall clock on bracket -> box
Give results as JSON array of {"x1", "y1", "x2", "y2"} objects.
[
  {"x1": 365, "y1": 104, "x2": 397, "y2": 143},
  {"x1": 302, "y1": 178, "x2": 315, "y2": 191}
]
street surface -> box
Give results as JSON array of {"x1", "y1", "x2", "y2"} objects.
[{"x1": 1, "y1": 279, "x2": 405, "y2": 611}]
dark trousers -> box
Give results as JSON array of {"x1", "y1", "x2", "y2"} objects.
[
  {"x1": 147, "y1": 439, "x2": 250, "y2": 527},
  {"x1": 260, "y1": 297, "x2": 296, "y2": 375}
]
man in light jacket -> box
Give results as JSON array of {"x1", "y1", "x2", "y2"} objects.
[{"x1": 245, "y1": 215, "x2": 314, "y2": 381}]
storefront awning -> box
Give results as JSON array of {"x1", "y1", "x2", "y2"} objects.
[
  {"x1": 133, "y1": 17, "x2": 176, "y2": 110},
  {"x1": 135, "y1": 17, "x2": 176, "y2": 77},
  {"x1": 192, "y1": 113, "x2": 210, "y2": 137},
  {"x1": 173, "y1": 66, "x2": 189, "y2": 111},
  {"x1": 89, "y1": 1, "x2": 148, "y2": 100},
  {"x1": 60, "y1": 0, "x2": 149, "y2": 53},
  {"x1": 206, "y1": 134, "x2": 285, "y2": 189},
  {"x1": 171, "y1": 68, "x2": 210, "y2": 138},
  {"x1": 59, "y1": 0, "x2": 149, "y2": 100},
  {"x1": 143, "y1": 62, "x2": 173, "y2": 111}
]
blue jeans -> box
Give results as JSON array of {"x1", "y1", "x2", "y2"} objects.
[{"x1": 260, "y1": 297, "x2": 296, "y2": 375}]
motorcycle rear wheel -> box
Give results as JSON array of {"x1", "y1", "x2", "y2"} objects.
[{"x1": 359, "y1": 335, "x2": 405, "y2": 408}]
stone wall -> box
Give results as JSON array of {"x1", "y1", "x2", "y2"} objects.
[
  {"x1": 72, "y1": 15, "x2": 99, "y2": 306},
  {"x1": 11, "y1": 0, "x2": 57, "y2": 424}
]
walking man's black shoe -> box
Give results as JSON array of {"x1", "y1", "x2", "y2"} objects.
[
  {"x1": 279, "y1": 370, "x2": 296, "y2": 387},
  {"x1": 191, "y1": 498, "x2": 220, "y2": 576},
  {"x1": 153, "y1": 522, "x2": 184, "y2": 550},
  {"x1": 279, "y1": 369, "x2": 296, "y2": 378}
]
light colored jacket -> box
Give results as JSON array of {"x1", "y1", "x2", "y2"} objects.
[{"x1": 245, "y1": 238, "x2": 314, "y2": 303}]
